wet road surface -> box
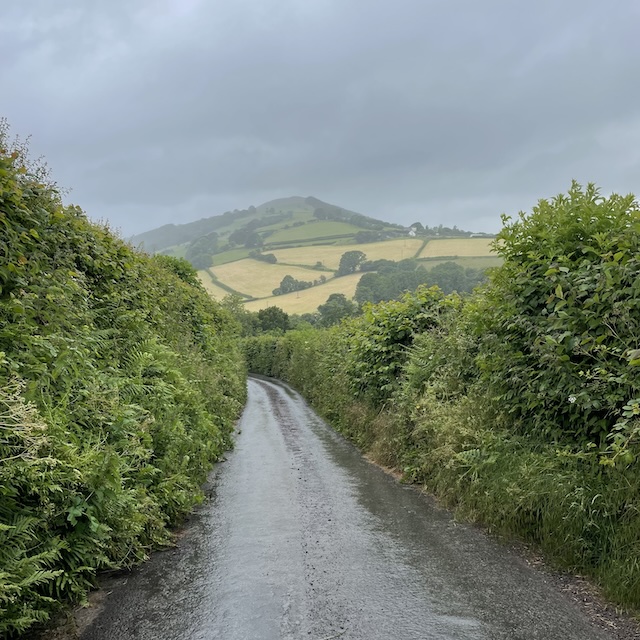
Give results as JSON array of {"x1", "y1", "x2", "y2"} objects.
[{"x1": 81, "y1": 376, "x2": 609, "y2": 640}]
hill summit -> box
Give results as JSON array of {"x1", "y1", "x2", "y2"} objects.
[{"x1": 129, "y1": 196, "x2": 400, "y2": 254}]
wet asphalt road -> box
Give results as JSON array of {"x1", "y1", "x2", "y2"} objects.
[{"x1": 81, "y1": 376, "x2": 609, "y2": 640}]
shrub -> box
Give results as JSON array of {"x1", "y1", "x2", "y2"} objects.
[
  {"x1": 0, "y1": 127, "x2": 246, "y2": 636},
  {"x1": 342, "y1": 286, "x2": 453, "y2": 404},
  {"x1": 474, "y1": 181, "x2": 640, "y2": 444}
]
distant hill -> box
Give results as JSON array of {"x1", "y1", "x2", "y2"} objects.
[
  {"x1": 129, "y1": 195, "x2": 497, "y2": 313},
  {"x1": 129, "y1": 196, "x2": 402, "y2": 254}
]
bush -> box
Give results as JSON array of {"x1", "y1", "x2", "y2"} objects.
[
  {"x1": 342, "y1": 286, "x2": 453, "y2": 404},
  {"x1": 0, "y1": 129, "x2": 246, "y2": 636},
  {"x1": 474, "y1": 181, "x2": 640, "y2": 444}
]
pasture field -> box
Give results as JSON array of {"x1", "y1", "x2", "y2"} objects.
[
  {"x1": 211, "y1": 248, "x2": 251, "y2": 266},
  {"x1": 265, "y1": 220, "x2": 362, "y2": 244},
  {"x1": 197, "y1": 271, "x2": 238, "y2": 299},
  {"x1": 271, "y1": 238, "x2": 424, "y2": 269},
  {"x1": 258, "y1": 210, "x2": 312, "y2": 231},
  {"x1": 244, "y1": 273, "x2": 363, "y2": 314},
  {"x1": 211, "y1": 260, "x2": 322, "y2": 298},
  {"x1": 258, "y1": 220, "x2": 362, "y2": 245},
  {"x1": 419, "y1": 238, "x2": 495, "y2": 258}
]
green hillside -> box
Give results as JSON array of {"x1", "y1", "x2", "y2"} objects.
[
  {"x1": 130, "y1": 195, "x2": 402, "y2": 257},
  {"x1": 130, "y1": 194, "x2": 498, "y2": 316}
]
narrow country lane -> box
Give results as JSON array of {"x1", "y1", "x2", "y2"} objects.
[{"x1": 80, "y1": 377, "x2": 610, "y2": 640}]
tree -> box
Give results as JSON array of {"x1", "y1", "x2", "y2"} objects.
[
  {"x1": 219, "y1": 294, "x2": 260, "y2": 336},
  {"x1": 317, "y1": 293, "x2": 359, "y2": 327},
  {"x1": 277, "y1": 275, "x2": 298, "y2": 295},
  {"x1": 337, "y1": 250, "x2": 366, "y2": 276},
  {"x1": 229, "y1": 228, "x2": 249, "y2": 245},
  {"x1": 244, "y1": 231, "x2": 263, "y2": 248},
  {"x1": 257, "y1": 306, "x2": 290, "y2": 333},
  {"x1": 427, "y1": 261, "x2": 466, "y2": 293},
  {"x1": 354, "y1": 230, "x2": 383, "y2": 243},
  {"x1": 272, "y1": 275, "x2": 312, "y2": 296},
  {"x1": 249, "y1": 251, "x2": 277, "y2": 264},
  {"x1": 185, "y1": 232, "x2": 218, "y2": 269}
]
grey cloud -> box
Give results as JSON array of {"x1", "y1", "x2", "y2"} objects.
[{"x1": 2, "y1": 0, "x2": 640, "y2": 235}]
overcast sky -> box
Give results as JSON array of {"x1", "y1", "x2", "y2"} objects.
[{"x1": 2, "y1": 1, "x2": 639, "y2": 236}]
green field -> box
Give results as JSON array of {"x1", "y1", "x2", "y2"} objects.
[
  {"x1": 264, "y1": 220, "x2": 362, "y2": 244},
  {"x1": 197, "y1": 270, "x2": 242, "y2": 299},
  {"x1": 211, "y1": 248, "x2": 251, "y2": 266}
]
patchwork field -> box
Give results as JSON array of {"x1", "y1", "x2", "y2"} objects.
[
  {"x1": 211, "y1": 260, "x2": 322, "y2": 299},
  {"x1": 265, "y1": 220, "x2": 363, "y2": 244},
  {"x1": 197, "y1": 271, "x2": 235, "y2": 299},
  {"x1": 272, "y1": 238, "x2": 424, "y2": 269},
  {"x1": 419, "y1": 238, "x2": 495, "y2": 258},
  {"x1": 197, "y1": 237, "x2": 500, "y2": 312},
  {"x1": 244, "y1": 273, "x2": 363, "y2": 314}
]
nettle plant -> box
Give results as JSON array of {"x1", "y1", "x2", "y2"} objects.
[{"x1": 474, "y1": 182, "x2": 640, "y2": 452}]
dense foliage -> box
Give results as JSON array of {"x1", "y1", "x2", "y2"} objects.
[
  {"x1": 184, "y1": 232, "x2": 219, "y2": 269},
  {"x1": 316, "y1": 293, "x2": 359, "y2": 327},
  {"x1": 244, "y1": 183, "x2": 640, "y2": 610},
  {"x1": 340, "y1": 286, "x2": 452, "y2": 404},
  {"x1": 272, "y1": 274, "x2": 313, "y2": 296},
  {"x1": 476, "y1": 182, "x2": 640, "y2": 445},
  {"x1": 248, "y1": 251, "x2": 277, "y2": 263},
  {"x1": 355, "y1": 259, "x2": 486, "y2": 303},
  {"x1": 336, "y1": 250, "x2": 366, "y2": 275},
  {"x1": 0, "y1": 134, "x2": 246, "y2": 636}
]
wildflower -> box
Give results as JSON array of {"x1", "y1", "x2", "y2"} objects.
[{"x1": 568, "y1": 395, "x2": 576, "y2": 404}]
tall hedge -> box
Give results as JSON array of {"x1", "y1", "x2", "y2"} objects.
[
  {"x1": 475, "y1": 181, "x2": 640, "y2": 445},
  {"x1": 0, "y1": 132, "x2": 246, "y2": 636}
]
